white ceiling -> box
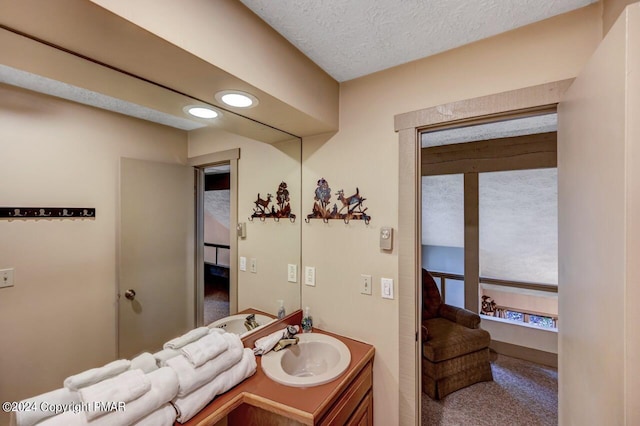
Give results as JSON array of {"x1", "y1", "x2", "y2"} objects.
[{"x1": 240, "y1": 0, "x2": 597, "y2": 82}]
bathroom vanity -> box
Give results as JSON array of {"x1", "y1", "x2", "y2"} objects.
[{"x1": 180, "y1": 311, "x2": 375, "y2": 425}]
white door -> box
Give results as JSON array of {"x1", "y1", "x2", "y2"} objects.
[
  {"x1": 557, "y1": 4, "x2": 639, "y2": 424},
  {"x1": 118, "y1": 158, "x2": 195, "y2": 358}
]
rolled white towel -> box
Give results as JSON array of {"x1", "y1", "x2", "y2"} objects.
[
  {"x1": 180, "y1": 331, "x2": 228, "y2": 367},
  {"x1": 152, "y1": 348, "x2": 180, "y2": 367},
  {"x1": 9, "y1": 387, "x2": 79, "y2": 426},
  {"x1": 167, "y1": 333, "x2": 243, "y2": 397},
  {"x1": 129, "y1": 353, "x2": 158, "y2": 374},
  {"x1": 37, "y1": 367, "x2": 179, "y2": 426},
  {"x1": 253, "y1": 325, "x2": 300, "y2": 356},
  {"x1": 64, "y1": 360, "x2": 131, "y2": 391},
  {"x1": 173, "y1": 348, "x2": 257, "y2": 423},
  {"x1": 131, "y1": 403, "x2": 176, "y2": 426},
  {"x1": 79, "y1": 369, "x2": 150, "y2": 421},
  {"x1": 163, "y1": 327, "x2": 209, "y2": 350}
]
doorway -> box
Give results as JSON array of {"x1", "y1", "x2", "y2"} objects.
[
  {"x1": 394, "y1": 79, "x2": 572, "y2": 424},
  {"x1": 203, "y1": 164, "x2": 232, "y2": 325}
]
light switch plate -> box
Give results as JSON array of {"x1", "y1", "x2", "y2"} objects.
[
  {"x1": 0, "y1": 268, "x2": 14, "y2": 288},
  {"x1": 250, "y1": 258, "x2": 257, "y2": 273},
  {"x1": 305, "y1": 266, "x2": 316, "y2": 286},
  {"x1": 287, "y1": 264, "x2": 297, "y2": 283},
  {"x1": 381, "y1": 278, "x2": 394, "y2": 299},
  {"x1": 239, "y1": 257, "x2": 247, "y2": 272},
  {"x1": 360, "y1": 274, "x2": 372, "y2": 295}
]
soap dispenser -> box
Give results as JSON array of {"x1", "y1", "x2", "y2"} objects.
[
  {"x1": 277, "y1": 299, "x2": 286, "y2": 319},
  {"x1": 301, "y1": 306, "x2": 313, "y2": 333}
]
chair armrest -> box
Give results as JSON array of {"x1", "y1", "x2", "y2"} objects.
[{"x1": 439, "y1": 304, "x2": 481, "y2": 329}]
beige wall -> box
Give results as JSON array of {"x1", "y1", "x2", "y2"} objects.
[
  {"x1": 302, "y1": 5, "x2": 601, "y2": 425},
  {"x1": 189, "y1": 129, "x2": 302, "y2": 317},
  {"x1": 558, "y1": 4, "x2": 640, "y2": 424},
  {"x1": 0, "y1": 85, "x2": 187, "y2": 426},
  {"x1": 604, "y1": 0, "x2": 638, "y2": 34},
  {"x1": 88, "y1": 0, "x2": 339, "y2": 134}
]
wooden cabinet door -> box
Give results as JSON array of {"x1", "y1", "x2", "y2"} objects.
[{"x1": 347, "y1": 390, "x2": 372, "y2": 426}]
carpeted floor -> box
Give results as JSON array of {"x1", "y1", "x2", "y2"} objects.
[
  {"x1": 422, "y1": 353, "x2": 558, "y2": 426},
  {"x1": 204, "y1": 275, "x2": 230, "y2": 326}
]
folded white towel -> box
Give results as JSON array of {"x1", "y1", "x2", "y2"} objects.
[
  {"x1": 180, "y1": 331, "x2": 228, "y2": 367},
  {"x1": 163, "y1": 327, "x2": 210, "y2": 350},
  {"x1": 167, "y1": 333, "x2": 243, "y2": 397},
  {"x1": 9, "y1": 387, "x2": 79, "y2": 426},
  {"x1": 37, "y1": 367, "x2": 179, "y2": 426},
  {"x1": 253, "y1": 325, "x2": 300, "y2": 356},
  {"x1": 64, "y1": 359, "x2": 131, "y2": 391},
  {"x1": 79, "y1": 369, "x2": 150, "y2": 421},
  {"x1": 131, "y1": 403, "x2": 176, "y2": 426},
  {"x1": 152, "y1": 348, "x2": 180, "y2": 367},
  {"x1": 129, "y1": 352, "x2": 158, "y2": 374},
  {"x1": 173, "y1": 348, "x2": 256, "y2": 423}
]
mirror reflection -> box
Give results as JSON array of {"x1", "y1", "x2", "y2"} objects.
[
  {"x1": 118, "y1": 123, "x2": 301, "y2": 359},
  {"x1": 0, "y1": 31, "x2": 302, "y2": 359}
]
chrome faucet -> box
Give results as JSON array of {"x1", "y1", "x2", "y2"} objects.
[{"x1": 244, "y1": 314, "x2": 260, "y2": 331}]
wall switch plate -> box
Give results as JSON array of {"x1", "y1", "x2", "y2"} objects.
[
  {"x1": 239, "y1": 257, "x2": 247, "y2": 272},
  {"x1": 360, "y1": 274, "x2": 372, "y2": 295},
  {"x1": 381, "y1": 278, "x2": 394, "y2": 299},
  {"x1": 0, "y1": 268, "x2": 14, "y2": 288},
  {"x1": 287, "y1": 264, "x2": 297, "y2": 283},
  {"x1": 250, "y1": 258, "x2": 257, "y2": 273},
  {"x1": 380, "y1": 226, "x2": 393, "y2": 250},
  {"x1": 304, "y1": 266, "x2": 316, "y2": 286}
]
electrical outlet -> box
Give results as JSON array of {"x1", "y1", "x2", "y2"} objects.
[
  {"x1": 360, "y1": 274, "x2": 372, "y2": 295},
  {"x1": 239, "y1": 257, "x2": 247, "y2": 272},
  {"x1": 0, "y1": 268, "x2": 14, "y2": 288},
  {"x1": 250, "y1": 258, "x2": 257, "y2": 273},
  {"x1": 381, "y1": 278, "x2": 394, "y2": 299},
  {"x1": 287, "y1": 264, "x2": 297, "y2": 283},
  {"x1": 305, "y1": 266, "x2": 316, "y2": 286}
]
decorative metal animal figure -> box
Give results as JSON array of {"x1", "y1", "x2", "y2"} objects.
[
  {"x1": 254, "y1": 193, "x2": 272, "y2": 213},
  {"x1": 336, "y1": 188, "x2": 366, "y2": 213}
]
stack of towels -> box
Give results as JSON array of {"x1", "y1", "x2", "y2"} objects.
[
  {"x1": 11, "y1": 327, "x2": 256, "y2": 426},
  {"x1": 12, "y1": 354, "x2": 177, "y2": 426},
  {"x1": 154, "y1": 327, "x2": 256, "y2": 423}
]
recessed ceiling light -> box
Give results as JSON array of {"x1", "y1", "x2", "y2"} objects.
[
  {"x1": 215, "y1": 90, "x2": 259, "y2": 108},
  {"x1": 184, "y1": 105, "x2": 219, "y2": 119}
]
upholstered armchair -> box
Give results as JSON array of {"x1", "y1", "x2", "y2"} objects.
[{"x1": 421, "y1": 268, "x2": 493, "y2": 399}]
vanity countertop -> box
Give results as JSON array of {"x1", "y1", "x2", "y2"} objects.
[{"x1": 179, "y1": 314, "x2": 375, "y2": 426}]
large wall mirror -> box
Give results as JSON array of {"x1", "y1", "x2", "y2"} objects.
[{"x1": 0, "y1": 10, "x2": 302, "y2": 359}]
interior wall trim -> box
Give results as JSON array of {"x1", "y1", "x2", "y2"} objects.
[
  {"x1": 394, "y1": 80, "x2": 572, "y2": 132},
  {"x1": 188, "y1": 148, "x2": 240, "y2": 166}
]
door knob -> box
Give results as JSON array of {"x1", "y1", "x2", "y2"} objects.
[{"x1": 124, "y1": 289, "x2": 136, "y2": 300}]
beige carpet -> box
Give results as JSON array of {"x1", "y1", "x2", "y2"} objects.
[{"x1": 422, "y1": 353, "x2": 557, "y2": 426}]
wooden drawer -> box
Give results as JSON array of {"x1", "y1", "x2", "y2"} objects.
[
  {"x1": 346, "y1": 390, "x2": 372, "y2": 426},
  {"x1": 318, "y1": 361, "x2": 372, "y2": 426}
]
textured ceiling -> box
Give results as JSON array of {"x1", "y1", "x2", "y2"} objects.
[
  {"x1": 421, "y1": 113, "x2": 557, "y2": 147},
  {"x1": 240, "y1": 0, "x2": 597, "y2": 81}
]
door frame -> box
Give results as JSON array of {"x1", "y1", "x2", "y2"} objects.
[
  {"x1": 393, "y1": 80, "x2": 572, "y2": 425},
  {"x1": 189, "y1": 148, "x2": 240, "y2": 326}
]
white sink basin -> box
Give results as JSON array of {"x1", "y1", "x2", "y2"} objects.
[
  {"x1": 207, "y1": 314, "x2": 275, "y2": 337},
  {"x1": 261, "y1": 333, "x2": 351, "y2": 387}
]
